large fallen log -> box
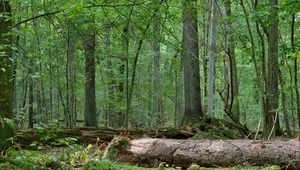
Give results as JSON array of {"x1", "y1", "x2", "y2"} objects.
[
  {"x1": 104, "y1": 137, "x2": 300, "y2": 169},
  {"x1": 14, "y1": 127, "x2": 196, "y2": 148}
]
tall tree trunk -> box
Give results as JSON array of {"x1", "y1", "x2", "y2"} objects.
[
  {"x1": 175, "y1": 63, "x2": 184, "y2": 125},
  {"x1": 223, "y1": 0, "x2": 240, "y2": 123},
  {"x1": 13, "y1": 61, "x2": 18, "y2": 124},
  {"x1": 66, "y1": 31, "x2": 76, "y2": 127},
  {"x1": 28, "y1": 59, "x2": 34, "y2": 128},
  {"x1": 0, "y1": 0, "x2": 14, "y2": 150},
  {"x1": 291, "y1": 12, "x2": 300, "y2": 130},
  {"x1": 84, "y1": 33, "x2": 97, "y2": 127},
  {"x1": 30, "y1": 0, "x2": 43, "y2": 123},
  {"x1": 264, "y1": 0, "x2": 282, "y2": 138},
  {"x1": 182, "y1": 0, "x2": 203, "y2": 125},
  {"x1": 279, "y1": 69, "x2": 291, "y2": 137},
  {"x1": 202, "y1": 1, "x2": 210, "y2": 106},
  {"x1": 104, "y1": 24, "x2": 115, "y2": 127},
  {"x1": 208, "y1": 0, "x2": 217, "y2": 117},
  {"x1": 152, "y1": 2, "x2": 161, "y2": 128}
]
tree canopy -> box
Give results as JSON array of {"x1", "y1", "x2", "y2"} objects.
[{"x1": 0, "y1": 0, "x2": 299, "y2": 139}]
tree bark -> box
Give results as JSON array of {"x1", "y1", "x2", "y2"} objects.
[
  {"x1": 264, "y1": 0, "x2": 282, "y2": 138},
  {"x1": 109, "y1": 138, "x2": 300, "y2": 169},
  {"x1": 223, "y1": 0, "x2": 240, "y2": 123},
  {"x1": 0, "y1": 0, "x2": 14, "y2": 150},
  {"x1": 201, "y1": 1, "x2": 210, "y2": 102},
  {"x1": 84, "y1": 33, "x2": 97, "y2": 127},
  {"x1": 152, "y1": 1, "x2": 161, "y2": 128},
  {"x1": 291, "y1": 12, "x2": 300, "y2": 130},
  {"x1": 208, "y1": 0, "x2": 217, "y2": 117},
  {"x1": 66, "y1": 29, "x2": 76, "y2": 127},
  {"x1": 182, "y1": 0, "x2": 203, "y2": 125},
  {"x1": 103, "y1": 23, "x2": 116, "y2": 127},
  {"x1": 279, "y1": 69, "x2": 292, "y2": 137},
  {"x1": 15, "y1": 127, "x2": 197, "y2": 147}
]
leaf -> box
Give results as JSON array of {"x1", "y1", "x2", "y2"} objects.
[
  {"x1": 1, "y1": 68, "x2": 6, "y2": 72},
  {"x1": 30, "y1": 143, "x2": 37, "y2": 147},
  {"x1": 15, "y1": 156, "x2": 22, "y2": 160},
  {"x1": 70, "y1": 137, "x2": 78, "y2": 141},
  {"x1": 5, "y1": 137, "x2": 14, "y2": 141},
  {"x1": 36, "y1": 126, "x2": 45, "y2": 133},
  {"x1": 52, "y1": 156, "x2": 58, "y2": 162},
  {"x1": 69, "y1": 157, "x2": 75, "y2": 166},
  {"x1": 81, "y1": 153, "x2": 88, "y2": 162},
  {"x1": 3, "y1": 118, "x2": 15, "y2": 128}
]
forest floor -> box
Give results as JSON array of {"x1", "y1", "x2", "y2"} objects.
[
  {"x1": 1, "y1": 118, "x2": 295, "y2": 169},
  {"x1": 1, "y1": 136, "x2": 283, "y2": 170},
  {"x1": 0, "y1": 145, "x2": 280, "y2": 170}
]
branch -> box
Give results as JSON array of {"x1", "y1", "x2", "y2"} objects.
[{"x1": 13, "y1": 3, "x2": 145, "y2": 28}]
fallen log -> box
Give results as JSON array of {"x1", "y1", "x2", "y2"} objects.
[
  {"x1": 14, "y1": 127, "x2": 196, "y2": 148},
  {"x1": 104, "y1": 137, "x2": 300, "y2": 169}
]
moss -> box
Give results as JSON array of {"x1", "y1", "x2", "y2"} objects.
[
  {"x1": 0, "y1": 156, "x2": 44, "y2": 170},
  {"x1": 224, "y1": 129, "x2": 238, "y2": 139},
  {"x1": 83, "y1": 159, "x2": 148, "y2": 170},
  {"x1": 0, "y1": 120, "x2": 14, "y2": 150}
]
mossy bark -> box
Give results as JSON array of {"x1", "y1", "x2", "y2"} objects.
[{"x1": 0, "y1": 0, "x2": 14, "y2": 151}]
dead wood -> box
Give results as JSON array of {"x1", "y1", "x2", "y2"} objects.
[
  {"x1": 14, "y1": 127, "x2": 195, "y2": 148},
  {"x1": 104, "y1": 138, "x2": 300, "y2": 169}
]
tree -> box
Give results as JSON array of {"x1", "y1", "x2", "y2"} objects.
[
  {"x1": 182, "y1": 0, "x2": 203, "y2": 125},
  {"x1": 264, "y1": 0, "x2": 282, "y2": 138},
  {"x1": 208, "y1": 0, "x2": 217, "y2": 117},
  {"x1": 66, "y1": 28, "x2": 76, "y2": 127},
  {"x1": 83, "y1": 12, "x2": 98, "y2": 126},
  {"x1": 222, "y1": 0, "x2": 240, "y2": 123},
  {"x1": 291, "y1": 5, "x2": 300, "y2": 130},
  {"x1": 152, "y1": 0, "x2": 161, "y2": 128},
  {"x1": 0, "y1": 0, "x2": 14, "y2": 150}
]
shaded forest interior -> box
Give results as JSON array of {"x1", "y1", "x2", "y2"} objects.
[
  {"x1": 1, "y1": 0, "x2": 300, "y2": 169},
  {"x1": 2, "y1": 0, "x2": 299, "y2": 138}
]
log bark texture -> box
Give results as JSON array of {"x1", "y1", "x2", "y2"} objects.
[
  {"x1": 112, "y1": 139, "x2": 300, "y2": 169},
  {"x1": 15, "y1": 127, "x2": 195, "y2": 147}
]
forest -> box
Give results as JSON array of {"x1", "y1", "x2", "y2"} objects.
[{"x1": 0, "y1": 0, "x2": 300, "y2": 169}]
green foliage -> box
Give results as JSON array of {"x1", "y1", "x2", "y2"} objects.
[
  {"x1": 7, "y1": 0, "x2": 300, "y2": 138},
  {"x1": 83, "y1": 159, "x2": 145, "y2": 170},
  {"x1": 191, "y1": 117, "x2": 240, "y2": 140}
]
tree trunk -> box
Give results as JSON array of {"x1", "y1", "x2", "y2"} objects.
[
  {"x1": 208, "y1": 0, "x2": 217, "y2": 117},
  {"x1": 264, "y1": 0, "x2": 282, "y2": 138},
  {"x1": 182, "y1": 0, "x2": 203, "y2": 125},
  {"x1": 84, "y1": 33, "x2": 98, "y2": 127},
  {"x1": 152, "y1": 3, "x2": 161, "y2": 128},
  {"x1": 15, "y1": 127, "x2": 197, "y2": 147},
  {"x1": 107, "y1": 138, "x2": 300, "y2": 169},
  {"x1": 0, "y1": 0, "x2": 14, "y2": 150},
  {"x1": 103, "y1": 24, "x2": 116, "y2": 127},
  {"x1": 223, "y1": 0, "x2": 240, "y2": 123},
  {"x1": 28, "y1": 62, "x2": 34, "y2": 128},
  {"x1": 291, "y1": 12, "x2": 300, "y2": 130},
  {"x1": 279, "y1": 69, "x2": 292, "y2": 137},
  {"x1": 175, "y1": 66, "x2": 184, "y2": 125},
  {"x1": 201, "y1": 1, "x2": 210, "y2": 108},
  {"x1": 66, "y1": 30, "x2": 76, "y2": 127}
]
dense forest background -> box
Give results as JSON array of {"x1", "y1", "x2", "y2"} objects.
[{"x1": 1, "y1": 0, "x2": 300, "y2": 143}]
